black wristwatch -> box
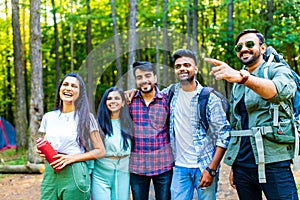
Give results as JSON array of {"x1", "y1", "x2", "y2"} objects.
[{"x1": 206, "y1": 166, "x2": 217, "y2": 177}]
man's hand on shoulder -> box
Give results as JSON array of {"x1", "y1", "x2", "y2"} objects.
[{"x1": 124, "y1": 88, "x2": 137, "y2": 104}]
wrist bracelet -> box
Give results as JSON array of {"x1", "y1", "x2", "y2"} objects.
[{"x1": 239, "y1": 70, "x2": 250, "y2": 84}]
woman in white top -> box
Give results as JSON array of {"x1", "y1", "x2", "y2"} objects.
[
  {"x1": 37, "y1": 72, "x2": 105, "y2": 200},
  {"x1": 92, "y1": 87, "x2": 133, "y2": 200}
]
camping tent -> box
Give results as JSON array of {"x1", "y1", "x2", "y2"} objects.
[{"x1": 0, "y1": 117, "x2": 16, "y2": 151}]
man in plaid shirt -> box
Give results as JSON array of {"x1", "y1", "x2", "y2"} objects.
[{"x1": 129, "y1": 61, "x2": 174, "y2": 200}]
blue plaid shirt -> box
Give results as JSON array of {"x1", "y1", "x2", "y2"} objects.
[{"x1": 162, "y1": 81, "x2": 230, "y2": 172}]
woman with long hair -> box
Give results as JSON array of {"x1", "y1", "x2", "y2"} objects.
[
  {"x1": 92, "y1": 87, "x2": 133, "y2": 200},
  {"x1": 37, "y1": 72, "x2": 105, "y2": 200}
]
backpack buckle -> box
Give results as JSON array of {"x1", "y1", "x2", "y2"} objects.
[
  {"x1": 251, "y1": 127, "x2": 260, "y2": 135},
  {"x1": 260, "y1": 127, "x2": 268, "y2": 136},
  {"x1": 251, "y1": 126, "x2": 270, "y2": 136}
]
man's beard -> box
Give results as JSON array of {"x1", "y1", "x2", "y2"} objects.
[
  {"x1": 238, "y1": 50, "x2": 260, "y2": 66},
  {"x1": 138, "y1": 84, "x2": 154, "y2": 94},
  {"x1": 179, "y1": 74, "x2": 195, "y2": 85}
]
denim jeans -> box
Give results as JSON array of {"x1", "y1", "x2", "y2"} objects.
[
  {"x1": 130, "y1": 169, "x2": 173, "y2": 200},
  {"x1": 170, "y1": 166, "x2": 219, "y2": 200},
  {"x1": 233, "y1": 165, "x2": 299, "y2": 200}
]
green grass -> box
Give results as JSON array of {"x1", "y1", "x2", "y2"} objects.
[{"x1": 0, "y1": 148, "x2": 27, "y2": 165}]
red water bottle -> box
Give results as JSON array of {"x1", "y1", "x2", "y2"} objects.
[{"x1": 36, "y1": 138, "x2": 60, "y2": 172}]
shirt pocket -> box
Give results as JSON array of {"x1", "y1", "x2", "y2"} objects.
[
  {"x1": 148, "y1": 104, "x2": 168, "y2": 130},
  {"x1": 264, "y1": 119, "x2": 295, "y2": 143}
]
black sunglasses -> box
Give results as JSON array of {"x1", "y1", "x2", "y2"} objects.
[{"x1": 234, "y1": 40, "x2": 255, "y2": 52}]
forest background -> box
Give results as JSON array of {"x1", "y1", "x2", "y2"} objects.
[{"x1": 0, "y1": 0, "x2": 299, "y2": 161}]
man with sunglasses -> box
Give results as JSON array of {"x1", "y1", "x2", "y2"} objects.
[{"x1": 205, "y1": 29, "x2": 298, "y2": 199}]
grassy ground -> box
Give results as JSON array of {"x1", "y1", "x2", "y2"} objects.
[{"x1": 0, "y1": 148, "x2": 27, "y2": 165}]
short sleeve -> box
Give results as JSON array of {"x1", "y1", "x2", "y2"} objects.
[
  {"x1": 38, "y1": 114, "x2": 47, "y2": 133},
  {"x1": 89, "y1": 113, "x2": 99, "y2": 133}
]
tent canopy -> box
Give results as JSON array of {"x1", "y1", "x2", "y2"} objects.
[{"x1": 0, "y1": 117, "x2": 16, "y2": 151}]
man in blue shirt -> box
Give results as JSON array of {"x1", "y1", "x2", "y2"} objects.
[{"x1": 163, "y1": 49, "x2": 230, "y2": 200}]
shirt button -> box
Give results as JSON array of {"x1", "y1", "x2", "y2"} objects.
[{"x1": 227, "y1": 157, "x2": 231, "y2": 160}]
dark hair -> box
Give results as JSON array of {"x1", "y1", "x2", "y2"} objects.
[
  {"x1": 132, "y1": 61, "x2": 156, "y2": 76},
  {"x1": 235, "y1": 29, "x2": 265, "y2": 45},
  {"x1": 54, "y1": 72, "x2": 92, "y2": 150},
  {"x1": 97, "y1": 87, "x2": 133, "y2": 150},
  {"x1": 172, "y1": 49, "x2": 198, "y2": 65}
]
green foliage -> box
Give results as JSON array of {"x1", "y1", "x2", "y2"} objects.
[
  {"x1": 2, "y1": 0, "x2": 300, "y2": 132},
  {"x1": 0, "y1": 149, "x2": 27, "y2": 165}
]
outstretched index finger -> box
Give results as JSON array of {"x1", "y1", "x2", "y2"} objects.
[{"x1": 204, "y1": 58, "x2": 223, "y2": 66}]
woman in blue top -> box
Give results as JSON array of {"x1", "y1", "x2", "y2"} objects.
[{"x1": 92, "y1": 87, "x2": 133, "y2": 200}]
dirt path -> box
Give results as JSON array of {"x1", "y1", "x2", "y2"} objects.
[
  {"x1": 0, "y1": 164, "x2": 237, "y2": 200},
  {"x1": 0, "y1": 173, "x2": 43, "y2": 200},
  {"x1": 0, "y1": 161, "x2": 299, "y2": 200}
]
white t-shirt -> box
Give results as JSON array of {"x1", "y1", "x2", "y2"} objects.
[
  {"x1": 39, "y1": 110, "x2": 98, "y2": 155},
  {"x1": 174, "y1": 88, "x2": 198, "y2": 168}
]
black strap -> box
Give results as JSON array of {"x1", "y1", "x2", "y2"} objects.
[{"x1": 198, "y1": 87, "x2": 214, "y2": 131}]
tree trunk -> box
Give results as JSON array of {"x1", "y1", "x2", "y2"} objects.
[
  {"x1": 199, "y1": 2, "x2": 205, "y2": 49},
  {"x1": 127, "y1": 0, "x2": 137, "y2": 89},
  {"x1": 51, "y1": 0, "x2": 60, "y2": 88},
  {"x1": 186, "y1": 0, "x2": 191, "y2": 49},
  {"x1": 110, "y1": 0, "x2": 122, "y2": 87},
  {"x1": 70, "y1": 0, "x2": 74, "y2": 71},
  {"x1": 227, "y1": 0, "x2": 234, "y2": 43},
  {"x1": 28, "y1": 0, "x2": 43, "y2": 163},
  {"x1": 265, "y1": 0, "x2": 273, "y2": 39},
  {"x1": 162, "y1": 0, "x2": 169, "y2": 87},
  {"x1": 86, "y1": 0, "x2": 94, "y2": 113},
  {"x1": 192, "y1": 0, "x2": 198, "y2": 54},
  {"x1": 4, "y1": 0, "x2": 14, "y2": 124},
  {"x1": 0, "y1": 163, "x2": 45, "y2": 174},
  {"x1": 21, "y1": 0, "x2": 29, "y2": 124},
  {"x1": 60, "y1": 0, "x2": 66, "y2": 75},
  {"x1": 226, "y1": 0, "x2": 234, "y2": 97},
  {"x1": 12, "y1": 0, "x2": 28, "y2": 150},
  {"x1": 155, "y1": 0, "x2": 160, "y2": 83}
]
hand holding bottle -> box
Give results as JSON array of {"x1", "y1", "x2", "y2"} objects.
[{"x1": 36, "y1": 138, "x2": 60, "y2": 172}]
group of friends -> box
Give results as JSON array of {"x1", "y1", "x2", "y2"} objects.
[{"x1": 36, "y1": 29, "x2": 299, "y2": 200}]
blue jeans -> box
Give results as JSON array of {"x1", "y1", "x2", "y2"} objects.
[
  {"x1": 170, "y1": 166, "x2": 219, "y2": 200},
  {"x1": 233, "y1": 165, "x2": 299, "y2": 200},
  {"x1": 130, "y1": 169, "x2": 173, "y2": 200}
]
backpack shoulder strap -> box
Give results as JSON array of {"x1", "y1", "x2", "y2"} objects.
[
  {"x1": 168, "y1": 84, "x2": 175, "y2": 105},
  {"x1": 198, "y1": 86, "x2": 214, "y2": 131}
]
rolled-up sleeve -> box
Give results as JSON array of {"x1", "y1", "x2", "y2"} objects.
[
  {"x1": 207, "y1": 93, "x2": 231, "y2": 149},
  {"x1": 268, "y1": 64, "x2": 296, "y2": 103}
]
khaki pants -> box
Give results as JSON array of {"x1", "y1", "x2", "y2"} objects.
[{"x1": 40, "y1": 162, "x2": 90, "y2": 200}]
